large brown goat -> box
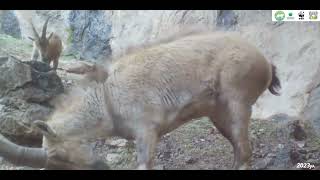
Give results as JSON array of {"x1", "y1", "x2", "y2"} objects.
[
  {"x1": 0, "y1": 31, "x2": 281, "y2": 170},
  {"x1": 29, "y1": 17, "x2": 62, "y2": 70}
]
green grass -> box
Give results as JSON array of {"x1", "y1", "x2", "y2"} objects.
[
  {"x1": 65, "y1": 27, "x2": 74, "y2": 45},
  {"x1": 0, "y1": 34, "x2": 33, "y2": 59}
]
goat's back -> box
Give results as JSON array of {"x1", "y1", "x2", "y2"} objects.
[
  {"x1": 47, "y1": 33, "x2": 63, "y2": 59},
  {"x1": 107, "y1": 32, "x2": 269, "y2": 113}
]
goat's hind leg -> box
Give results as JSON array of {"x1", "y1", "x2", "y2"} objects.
[
  {"x1": 31, "y1": 46, "x2": 39, "y2": 61},
  {"x1": 135, "y1": 107, "x2": 164, "y2": 170},
  {"x1": 136, "y1": 129, "x2": 158, "y2": 170},
  {"x1": 53, "y1": 59, "x2": 59, "y2": 71},
  {"x1": 209, "y1": 100, "x2": 252, "y2": 170}
]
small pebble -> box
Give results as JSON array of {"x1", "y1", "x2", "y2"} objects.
[
  {"x1": 106, "y1": 153, "x2": 121, "y2": 162},
  {"x1": 278, "y1": 144, "x2": 284, "y2": 149},
  {"x1": 109, "y1": 139, "x2": 127, "y2": 147},
  {"x1": 185, "y1": 157, "x2": 197, "y2": 164},
  {"x1": 267, "y1": 153, "x2": 276, "y2": 158},
  {"x1": 296, "y1": 141, "x2": 305, "y2": 148}
]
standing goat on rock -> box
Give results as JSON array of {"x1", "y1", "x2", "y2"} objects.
[{"x1": 29, "y1": 17, "x2": 62, "y2": 71}]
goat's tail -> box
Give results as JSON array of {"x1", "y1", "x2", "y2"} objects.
[{"x1": 268, "y1": 64, "x2": 281, "y2": 96}]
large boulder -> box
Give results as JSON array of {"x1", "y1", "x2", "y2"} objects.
[
  {"x1": 0, "y1": 57, "x2": 64, "y2": 103},
  {"x1": 0, "y1": 97, "x2": 52, "y2": 146},
  {"x1": 0, "y1": 56, "x2": 64, "y2": 146}
]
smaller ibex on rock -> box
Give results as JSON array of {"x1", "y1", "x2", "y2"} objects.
[{"x1": 29, "y1": 17, "x2": 63, "y2": 71}]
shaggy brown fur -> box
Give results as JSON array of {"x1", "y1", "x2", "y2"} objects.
[{"x1": 0, "y1": 29, "x2": 281, "y2": 170}]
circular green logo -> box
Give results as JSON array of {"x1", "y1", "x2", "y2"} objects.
[{"x1": 275, "y1": 11, "x2": 285, "y2": 21}]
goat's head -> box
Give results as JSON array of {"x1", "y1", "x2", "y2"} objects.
[
  {"x1": 0, "y1": 120, "x2": 110, "y2": 170},
  {"x1": 29, "y1": 16, "x2": 53, "y2": 63}
]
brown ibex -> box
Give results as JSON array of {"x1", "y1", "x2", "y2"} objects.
[
  {"x1": 29, "y1": 17, "x2": 63, "y2": 70},
  {"x1": 0, "y1": 31, "x2": 281, "y2": 170}
]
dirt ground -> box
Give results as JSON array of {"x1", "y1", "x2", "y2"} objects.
[
  {"x1": 1, "y1": 115, "x2": 320, "y2": 170},
  {"x1": 90, "y1": 117, "x2": 320, "y2": 170}
]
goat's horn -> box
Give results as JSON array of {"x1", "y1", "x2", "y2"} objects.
[
  {"x1": 0, "y1": 133, "x2": 48, "y2": 168},
  {"x1": 30, "y1": 21, "x2": 40, "y2": 40},
  {"x1": 41, "y1": 16, "x2": 51, "y2": 39}
]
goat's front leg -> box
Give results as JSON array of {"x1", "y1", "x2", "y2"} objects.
[
  {"x1": 31, "y1": 46, "x2": 39, "y2": 61},
  {"x1": 53, "y1": 58, "x2": 59, "y2": 71},
  {"x1": 136, "y1": 129, "x2": 158, "y2": 170}
]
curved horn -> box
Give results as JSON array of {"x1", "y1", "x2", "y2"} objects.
[
  {"x1": 30, "y1": 21, "x2": 40, "y2": 40},
  {"x1": 41, "y1": 16, "x2": 51, "y2": 39},
  {"x1": 0, "y1": 133, "x2": 48, "y2": 168}
]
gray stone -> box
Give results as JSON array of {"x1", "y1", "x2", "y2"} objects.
[
  {"x1": 263, "y1": 143, "x2": 292, "y2": 169},
  {"x1": 0, "y1": 56, "x2": 63, "y2": 146},
  {"x1": 254, "y1": 157, "x2": 274, "y2": 170},
  {"x1": 2, "y1": 64, "x2": 64, "y2": 103},
  {"x1": 106, "y1": 153, "x2": 121, "y2": 163},
  {"x1": 67, "y1": 10, "x2": 112, "y2": 61},
  {"x1": 185, "y1": 157, "x2": 197, "y2": 164},
  {"x1": 0, "y1": 10, "x2": 21, "y2": 38},
  {"x1": 109, "y1": 139, "x2": 127, "y2": 147},
  {"x1": 216, "y1": 10, "x2": 238, "y2": 30},
  {"x1": 303, "y1": 85, "x2": 320, "y2": 135},
  {"x1": 0, "y1": 97, "x2": 52, "y2": 146},
  {"x1": 289, "y1": 120, "x2": 307, "y2": 141},
  {"x1": 0, "y1": 57, "x2": 32, "y2": 97}
]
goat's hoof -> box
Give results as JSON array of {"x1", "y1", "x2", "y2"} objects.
[
  {"x1": 137, "y1": 164, "x2": 149, "y2": 170},
  {"x1": 238, "y1": 163, "x2": 250, "y2": 170}
]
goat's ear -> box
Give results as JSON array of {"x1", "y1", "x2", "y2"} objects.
[
  {"x1": 33, "y1": 120, "x2": 60, "y2": 142},
  {"x1": 48, "y1": 32, "x2": 53, "y2": 40},
  {"x1": 28, "y1": 36, "x2": 35, "y2": 41}
]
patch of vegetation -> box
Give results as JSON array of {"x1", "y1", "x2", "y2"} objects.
[
  {"x1": 177, "y1": 118, "x2": 212, "y2": 135},
  {"x1": 0, "y1": 34, "x2": 33, "y2": 59},
  {"x1": 250, "y1": 119, "x2": 276, "y2": 138},
  {"x1": 65, "y1": 27, "x2": 74, "y2": 45},
  {"x1": 172, "y1": 118, "x2": 212, "y2": 146}
]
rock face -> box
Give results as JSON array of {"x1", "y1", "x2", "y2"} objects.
[
  {"x1": 0, "y1": 11, "x2": 21, "y2": 39},
  {"x1": 241, "y1": 21, "x2": 320, "y2": 120},
  {"x1": 1, "y1": 10, "x2": 320, "y2": 127},
  {"x1": 303, "y1": 87, "x2": 320, "y2": 135},
  {"x1": 0, "y1": 56, "x2": 64, "y2": 146},
  {"x1": 302, "y1": 66, "x2": 320, "y2": 135},
  {"x1": 0, "y1": 57, "x2": 32, "y2": 96},
  {"x1": 67, "y1": 10, "x2": 112, "y2": 61}
]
